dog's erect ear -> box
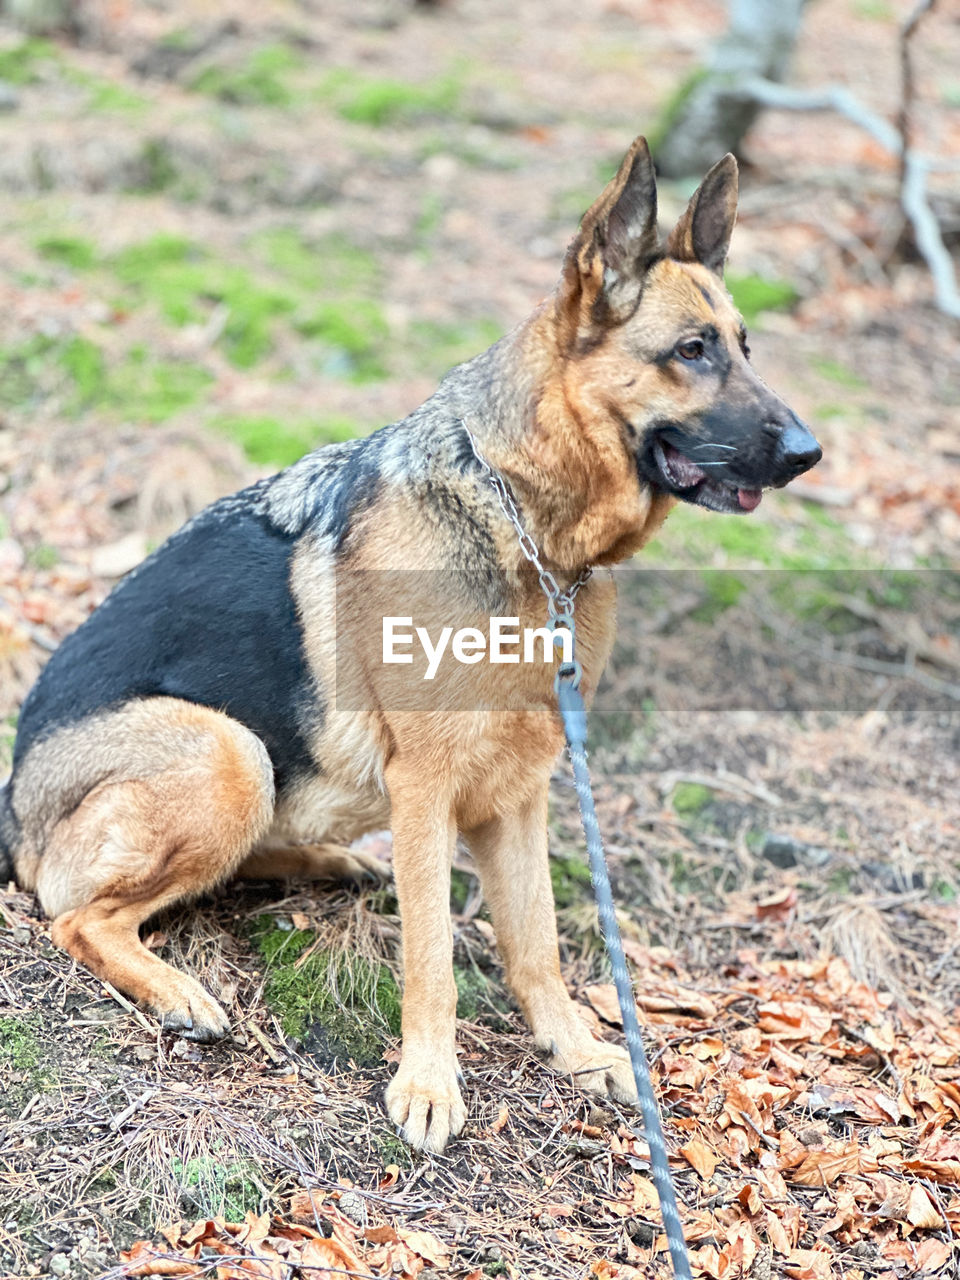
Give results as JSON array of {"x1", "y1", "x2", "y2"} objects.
[
  {"x1": 665, "y1": 153, "x2": 738, "y2": 275},
  {"x1": 557, "y1": 136, "x2": 659, "y2": 337}
]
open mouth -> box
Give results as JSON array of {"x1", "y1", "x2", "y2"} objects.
[{"x1": 651, "y1": 438, "x2": 763, "y2": 515}]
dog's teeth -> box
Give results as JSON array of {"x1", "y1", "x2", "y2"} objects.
[{"x1": 662, "y1": 444, "x2": 706, "y2": 488}]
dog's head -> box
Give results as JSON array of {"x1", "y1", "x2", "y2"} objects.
[{"x1": 554, "y1": 137, "x2": 821, "y2": 515}]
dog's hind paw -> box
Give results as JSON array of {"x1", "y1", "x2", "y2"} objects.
[{"x1": 385, "y1": 1057, "x2": 466, "y2": 1154}]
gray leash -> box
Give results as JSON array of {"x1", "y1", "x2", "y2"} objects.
[
  {"x1": 462, "y1": 422, "x2": 692, "y2": 1280},
  {"x1": 557, "y1": 678, "x2": 692, "y2": 1280}
]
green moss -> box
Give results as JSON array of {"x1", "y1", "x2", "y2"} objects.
[
  {"x1": 549, "y1": 852, "x2": 592, "y2": 909},
  {"x1": 648, "y1": 67, "x2": 710, "y2": 157},
  {"x1": 453, "y1": 964, "x2": 511, "y2": 1026},
  {"x1": 35, "y1": 234, "x2": 97, "y2": 270},
  {"x1": 0, "y1": 1017, "x2": 42, "y2": 1074},
  {"x1": 296, "y1": 299, "x2": 389, "y2": 382},
  {"x1": 251, "y1": 229, "x2": 380, "y2": 294},
  {"x1": 727, "y1": 273, "x2": 798, "y2": 325},
  {"x1": 25, "y1": 543, "x2": 58, "y2": 570},
  {"x1": 827, "y1": 866, "x2": 854, "y2": 896},
  {"x1": 253, "y1": 917, "x2": 401, "y2": 1066},
  {"x1": 644, "y1": 498, "x2": 862, "y2": 571},
  {"x1": 320, "y1": 69, "x2": 461, "y2": 126},
  {"x1": 811, "y1": 356, "x2": 868, "y2": 390},
  {"x1": 190, "y1": 44, "x2": 304, "y2": 107},
  {"x1": 449, "y1": 867, "x2": 475, "y2": 914},
  {"x1": 691, "y1": 571, "x2": 747, "y2": 622},
  {"x1": 59, "y1": 335, "x2": 108, "y2": 408},
  {"x1": 126, "y1": 138, "x2": 179, "y2": 194},
  {"x1": 211, "y1": 414, "x2": 362, "y2": 467},
  {"x1": 61, "y1": 64, "x2": 148, "y2": 113},
  {"x1": 854, "y1": 0, "x2": 894, "y2": 18},
  {"x1": 408, "y1": 317, "x2": 502, "y2": 378},
  {"x1": 372, "y1": 1130, "x2": 414, "y2": 1169},
  {"x1": 172, "y1": 1154, "x2": 261, "y2": 1220},
  {"x1": 112, "y1": 236, "x2": 296, "y2": 368},
  {"x1": 0, "y1": 335, "x2": 57, "y2": 409},
  {"x1": 0, "y1": 38, "x2": 58, "y2": 85},
  {"x1": 108, "y1": 347, "x2": 213, "y2": 421},
  {"x1": 671, "y1": 782, "x2": 712, "y2": 816}
]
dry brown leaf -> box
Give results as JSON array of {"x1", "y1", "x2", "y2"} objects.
[
  {"x1": 688, "y1": 1244, "x2": 727, "y2": 1278},
  {"x1": 736, "y1": 1183, "x2": 762, "y2": 1215},
  {"x1": 757, "y1": 1000, "x2": 832, "y2": 1043},
  {"x1": 365, "y1": 1224, "x2": 398, "y2": 1245},
  {"x1": 788, "y1": 1140, "x2": 860, "y2": 1187},
  {"x1": 491, "y1": 1104, "x2": 509, "y2": 1133},
  {"x1": 118, "y1": 1241, "x2": 203, "y2": 1276},
  {"x1": 300, "y1": 1234, "x2": 365, "y2": 1277},
  {"x1": 783, "y1": 1246, "x2": 833, "y2": 1279},
  {"x1": 288, "y1": 1189, "x2": 326, "y2": 1224},
  {"x1": 903, "y1": 1159, "x2": 960, "y2": 1185},
  {"x1": 398, "y1": 1227, "x2": 451, "y2": 1268},
  {"x1": 755, "y1": 887, "x2": 797, "y2": 921},
  {"x1": 913, "y1": 1238, "x2": 954, "y2": 1272},
  {"x1": 583, "y1": 981, "x2": 717, "y2": 1025},
  {"x1": 764, "y1": 1209, "x2": 792, "y2": 1256},
  {"x1": 906, "y1": 1182, "x2": 944, "y2": 1230},
  {"x1": 681, "y1": 1138, "x2": 719, "y2": 1180},
  {"x1": 584, "y1": 984, "x2": 623, "y2": 1025}
]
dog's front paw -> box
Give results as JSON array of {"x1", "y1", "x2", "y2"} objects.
[
  {"x1": 552, "y1": 1037, "x2": 638, "y2": 1105},
  {"x1": 154, "y1": 975, "x2": 230, "y2": 1043},
  {"x1": 386, "y1": 1055, "x2": 466, "y2": 1154}
]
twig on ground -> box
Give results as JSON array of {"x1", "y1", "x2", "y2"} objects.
[
  {"x1": 246, "y1": 1019, "x2": 286, "y2": 1065},
  {"x1": 658, "y1": 768, "x2": 782, "y2": 808},
  {"x1": 109, "y1": 1089, "x2": 158, "y2": 1132},
  {"x1": 735, "y1": 63, "x2": 960, "y2": 319},
  {"x1": 100, "y1": 979, "x2": 155, "y2": 1034}
]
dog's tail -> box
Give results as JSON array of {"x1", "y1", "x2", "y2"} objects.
[{"x1": 0, "y1": 778, "x2": 18, "y2": 884}]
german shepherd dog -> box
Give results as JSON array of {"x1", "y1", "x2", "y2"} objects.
[{"x1": 0, "y1": 138, "x2": 820, "y2": 1152}]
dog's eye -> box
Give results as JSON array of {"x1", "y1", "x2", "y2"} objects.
[{"x1": 676, "y1": 339, "x2": 704, "y2": 362}]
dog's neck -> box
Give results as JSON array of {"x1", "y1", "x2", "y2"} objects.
[{"x1": 444, "y1": 307, "x2": 674, "y2": 572}]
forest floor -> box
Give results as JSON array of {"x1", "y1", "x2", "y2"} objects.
[{"x1": 0, "y1": 1, "x2": 958, "y2": 1278}]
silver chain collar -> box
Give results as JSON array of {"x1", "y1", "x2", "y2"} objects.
[{"x1": 460, "y1": 421, "x2": 593, "y2": 620}]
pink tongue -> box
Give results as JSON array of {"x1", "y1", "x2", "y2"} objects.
[{"x1": 738, "y1": 488, "x2": 763, "y2": 512}]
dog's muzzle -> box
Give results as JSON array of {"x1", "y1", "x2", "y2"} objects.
[{"x1": 639, "y1": 415, "x2": 822, "y2": 515}]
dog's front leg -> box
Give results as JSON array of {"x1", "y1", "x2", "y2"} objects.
[
  {"x1": 384, "y1": 761, "x2": 464, "y2": 1154},
  {"x1": 465, "y1": 781, "x2": 638, "y2": 1105}
]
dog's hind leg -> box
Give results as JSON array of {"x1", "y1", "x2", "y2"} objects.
[
  {"x1": 465, "y1": 780, "x2": 638, "y2": 1105},
  {"x1": 236, "y1": 842, "x2": 386, "y2": 885},
  {"x1": 32, "y1": 700, "x2": 274, "y2": 1041}
]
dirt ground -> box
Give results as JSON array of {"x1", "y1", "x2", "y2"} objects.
[{"x1": 0, "y1": 1, "x2": 959, "y2": 1277}]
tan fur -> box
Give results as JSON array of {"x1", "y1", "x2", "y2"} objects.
[
  {"x1": 35, "y1": 700, "x2": 274, "y2": 1038},
  {"x1": 9, "y1": 137, "x2": 791, "y2": 1148}
]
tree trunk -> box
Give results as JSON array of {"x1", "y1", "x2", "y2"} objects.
[
  {"x1": 653, "y1": 0, "x2": 809, "y2": 178},
  {"x1": 2, "y1": 0, "x2": 73, "y2": 36}
]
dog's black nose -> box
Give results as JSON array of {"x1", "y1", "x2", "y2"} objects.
[{"x1": 777, "y1": 422, "x2": 822, "y2": 474}]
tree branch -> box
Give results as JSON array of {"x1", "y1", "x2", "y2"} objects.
[{"x1": 734, "y1": 73, "x2": 960, "y2": 319}]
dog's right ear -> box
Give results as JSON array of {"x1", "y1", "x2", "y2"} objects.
[{"x1": 556, "y1": 136, "x2": 659, "y2": 344}]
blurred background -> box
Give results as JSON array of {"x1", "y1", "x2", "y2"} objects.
[{"x1": 0, "y1": 0, "x2": 958, "y2": 730}]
